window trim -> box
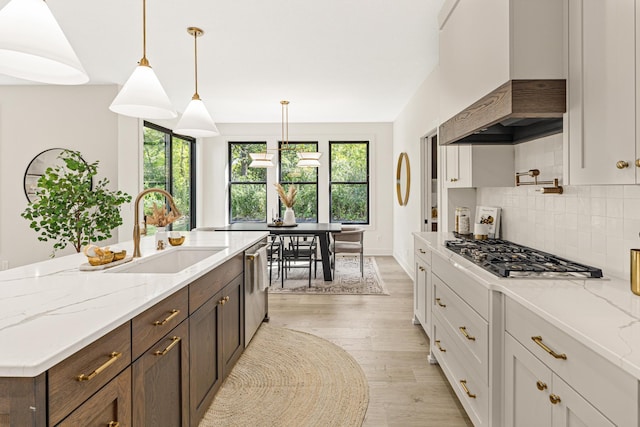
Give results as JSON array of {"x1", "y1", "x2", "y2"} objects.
[
  {"x1": 329, "y1": 141, "x2": 370, "y2": 225},
  {"x1": 228, "y1": 141, "x2": 268, "y2": 223},
  {"x1": 143, "y1": 121, "x2": 197, "y2": 230}
]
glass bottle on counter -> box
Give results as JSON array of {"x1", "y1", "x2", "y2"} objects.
[{"x1": 455, "y1": 207, "x2": 471, "y2": 235}]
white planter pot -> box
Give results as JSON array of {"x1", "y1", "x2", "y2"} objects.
[{"x1": 283, "y1": 207, "x2": 296, "y2": 225}]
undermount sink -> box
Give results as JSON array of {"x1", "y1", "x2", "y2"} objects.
[{"x1": 110, "y1": 247, "x2": 226, "y2": 274}]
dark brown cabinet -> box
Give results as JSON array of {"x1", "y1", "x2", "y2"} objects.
[
  {"x1": 132, "y1": 320, "x2": 189, "y2": 427},
  {"x1": 189, "y1": 273, "x2": 244, "y2": 426}
]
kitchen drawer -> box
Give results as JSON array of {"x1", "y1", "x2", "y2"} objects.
[
  {"x1": 48, "y1": 322, "x2": 131, "y2": 426},
  {"x1": 414, "y1": 237, "x2": 431, "y2": 265},
  {"x1": 189, "y1": 254, "x2": 243, "y2": 313},
  {"x1": 432, "y1": 315, "x2": 488, "y2": 427},
  {"x1": 56, "y1": 367, "x2": 131, "y2": 427},
  {"x1": 132, "y1": 287, "x2": 188, "y2": 359},
  {"x1": 432, "y1": 255, "x2": 489, "y2": 320},
  {"x1": 433, "y1": 276, "x2": 488, "y2": 383},
  {"x1": 505, "y1": 298, "x2": 638, "y2": 427}
]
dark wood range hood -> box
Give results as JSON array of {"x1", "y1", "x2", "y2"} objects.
[{"x1": 439, "y1": 80, "x2": 566, "y2": 145}]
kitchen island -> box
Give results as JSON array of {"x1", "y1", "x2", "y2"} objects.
[
  {"x1": 414, "y1": 231, "x2": 640, "y2": 427},
  {"x1": 0, "y1": 229, "x2": 268, "y2": 426}
]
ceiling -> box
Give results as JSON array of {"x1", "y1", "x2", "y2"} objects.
[{"x1": 0, "y1": 0, "x2": 444, "y2": 123}]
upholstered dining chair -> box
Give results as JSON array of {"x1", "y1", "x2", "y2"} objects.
[
  {"x1": 330, "y1": 226, "x2": 364, "y2": 276},
  {"x1": 280, "y1": 234, "x2": 318, "y2": 287}
]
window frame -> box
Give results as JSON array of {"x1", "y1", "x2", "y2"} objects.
[
  {"x1": 228, "y1": 141, "x2": 268, "y2": 223},
  {"x1": 329, "y1": 141, "x2": 370, "y2": 225},
  {"x1": 143, "y1": 121, "x2": 197, "y2": 230},
  {"x1": 277, "y1": 141, "x2": 320, "y2": 223}
]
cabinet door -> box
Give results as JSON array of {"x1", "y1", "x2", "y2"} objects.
[
  {"x1": 568, "y1": 0, "x2": 636, "y2": 184},
  {"x1": 56, "y1": 367, "x2": 131, "y2": 427},
  {"x1": 414, "y1": 257, "x2": 431, "y2": 337},
  {"x1": 132, "y1": 320, "x2": 189, "y2": 427},
  {"x1": 221, "y1": 275, "x2": 245, "y2": 377},
  {"x1": 189, "y1": 294, "x2": 223, "y2": 426},
  {"x1": 444, "y1": 145, "x2": 470, "y2": 188},
  {"x1": 504, "y1": 333, "x2": 552, "y2": 427},
  {"x1": 551, "y1": 376, "x2": 615, "y2": 427}
]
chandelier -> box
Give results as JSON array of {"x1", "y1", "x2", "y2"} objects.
[{"x1": 249, "y1": 100, "x2": 322, "y2": 168}]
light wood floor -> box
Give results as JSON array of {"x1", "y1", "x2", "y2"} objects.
[{"x1": 268, "y1": 256, "x2": 473, "y2": 427}]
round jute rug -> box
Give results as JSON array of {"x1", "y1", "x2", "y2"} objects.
[{"x1": 199, "y1": 324, "x2": 369, "y2": 427}]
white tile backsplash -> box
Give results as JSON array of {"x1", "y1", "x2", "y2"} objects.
[{"x1": 475, "y1": 135, "x2": 640, "y2": 280}]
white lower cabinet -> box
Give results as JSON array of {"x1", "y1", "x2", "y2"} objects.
[
  {"x1": 413, "y1": 236, "x2": 432, "y2": 338},
  {"x1": 504, "y1": 297, "x2": 637, "y2": 427}
]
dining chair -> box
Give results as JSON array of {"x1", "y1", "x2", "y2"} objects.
[
  {"x1": 280, "y1": 234, "x2": 318, "y2": 287},
  {"x1": 330, "y1": 226, "x2": 364, "y2": 276},
  {"x1": 266, "y1": 235, "x2": 282, "y2": 283}
]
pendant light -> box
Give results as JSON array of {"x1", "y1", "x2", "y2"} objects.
[
  {"x1": 174, "y1": 27, "x2": 219, "y2": 138},
  {"x1": 0, "y1": 0, "x2": 88, "y2": 84},
  {"x1": 248, "y1": 152, "x2": 274, "y2": 168},
  {"x1": 109, "y1": 0, "x2": 176, "y2": 119}
]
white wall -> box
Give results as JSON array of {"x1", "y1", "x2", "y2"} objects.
[
  {"x1": 199, "y1": 122, "x2": 394, "y2": 256},
  {"x1": 392, "y1": 67, "x2": 441, "y2": 274},
  {"x1": 0, "y1": 85, "x2": 125, "y2": 268}
]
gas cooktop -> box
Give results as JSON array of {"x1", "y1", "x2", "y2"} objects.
[{"x1": 445, "y1": 237, "x2": 603, "y2": 279}]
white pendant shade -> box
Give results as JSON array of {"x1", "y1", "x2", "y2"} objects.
[
  {"x1": 0, "y1": 0, "x2": 88, "y2": 84},
  {"x1": 174, "y1": 97, "x2": 220, "y2": 138},
  {"x1": 109, "y1": 64, "x2": 177, "y2": 119},
  {"x1": 296, "y1": 152, "x2": 322, "y2": 168},
  {"x1": 249, "y1": 152, "x2": 274, "y2": 168}
]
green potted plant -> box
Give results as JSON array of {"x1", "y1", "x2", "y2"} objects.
[{"x1": 21, "y1": 149, "x2": 132, "y2": 256}]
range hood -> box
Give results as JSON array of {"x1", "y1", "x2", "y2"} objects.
[{"x1": 439, "y1": 80, "x2": 566, "y2": 145}]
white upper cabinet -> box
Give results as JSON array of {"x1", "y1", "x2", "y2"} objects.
[
  {"x1": 438, "y1": 0, "x2": 565, "y2": 123},
  {"x1": 444, "y1": 145, "x2": 514, "y2": 188},
  {"x1": 567, "y1": 0, "x2": 637, "y2": 185}
]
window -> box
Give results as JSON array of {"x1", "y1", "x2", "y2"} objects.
[
  {"x1": 329, "y1": 141, "x2": 369, "y2": 224},
  {"x1": 143, "y1": 122, "x2": 196, "y2": 231},
  {"x1": 279, "y1": 142, "x2": 318, "y2": 223},
  {"x1": 229, "y1": 142, "x2": 267, "y2": 222}
]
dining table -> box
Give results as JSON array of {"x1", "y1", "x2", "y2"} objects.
[{"x1": 213, "y1": 222, "x2": 342, "y2": 281}]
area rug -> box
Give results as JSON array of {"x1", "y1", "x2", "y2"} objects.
[
  {"x1": 268, "y1": 256, "x2": 388, "y2": 295},
  {"x1": 199, "y1": 324, "x2": 369, "y2": 427}
]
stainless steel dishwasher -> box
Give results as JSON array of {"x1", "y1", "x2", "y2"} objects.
[{"x1": 244, "y1": 239, "x2": 269, "y2": 345}]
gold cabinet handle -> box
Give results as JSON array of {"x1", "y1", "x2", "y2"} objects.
[
  {"x1": 419, "y1": 266, "x2": 425, "y2": 272},
  {"x1": 459, "y1": 326, "x2": 476, "y2": 341},
  {"x1": 76, "y1": 352, "x2": 122, "y2": 382},
  {"x1": 536, "y1": 381, "x2": 548, "y2": 391},
  {"x1": 435, "y1": 298, "x2": 446, "y2": 308},
  {"x1": 435, "y1": 340, "x2": 446, "y2": 352},
  {"x1": 219, "y1": 298, "x2": 225, "y2": 305},
  {"x1": 450, "y1": 178, "x2": 458, "y2": 182},
  {"x1": 459, "y1": 380, "x2": 476, "y2": 398},
  {"x1": 153, "y1": 336, "x2": 181, "y2": 356},
  {"x1": 617, "y1": 160, "x2": 629, "y2": 169},
  {"x1": 549, "y1": 394, "x2": 561, "y2": 405},
  {"x1": 108, "y1": 422, "x2": 120, "y2": 427},
  {"x1": 636, "y1": 159, "x2": 640, "y2": 168},
  {"x1": 225, "y1": 296, "x2": 230, "y2": 302},
  {"x1": 531, "y1": 336, "x2": 567, "y2": 360},
  {"x1": 419, "y1": 249, "x2": 426, "y2": 254},
  {"x1": 153, "y1": 309, "x2": 180, "y2": 326}
]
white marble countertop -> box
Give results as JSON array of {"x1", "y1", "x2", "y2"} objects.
[
  {"x1": 414, "y1": 231, "x2": 640, "y2": 381},
  {"x1": 0, "y1": 230, "x2": 268, "y2": 377}
]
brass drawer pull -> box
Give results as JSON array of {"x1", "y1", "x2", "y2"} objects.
[
  {"x1": 549, "y1": 394, "x2": 561, "y2": 405},
  {"x1": 616, "y1": 160, "x2": 629, "y2": 169},
  {"x1": 459, "y1": 380, "x2": 476, "y2": 398},
  {"x1": 76, "y1": 351, "x2": 122, "y2": 382},
  {"x1": 419, "y1": 249, "x2": 426, "y2": 254},
  {"x1": 531, "y1": 336, "x2": 567, "y2": 360},
  {"x1": 153, "y1": 309, "x2": 180, "y2": 326},
  {"x1": 435, "y1": 298, "x2": 446, "y2": 308},
  {"x1": 536, "y1": 381, "x2": 547, "y2": 391},
  {"x1": 219, "y1": 296, "x2": 230, "y2": 305},
  {"x1": 459, "y1": 326, "x2": 476, "y2": 341},
  {"x1": 435, "y1": 340, "x2": 446, "y2": 352},
  {"x1": 419, "y1": 266, "x2": 425, "y2": 272},
  {"x1": 108, "y1": 422, "x2": 120, "y2": 427},
  {"x1": 154, "y1": 336, "x2": 181, "y2": 356}
]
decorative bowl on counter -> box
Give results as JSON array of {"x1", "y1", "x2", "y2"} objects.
[{"x1": 168, "y1": 236, "x2": 185, "y2": 246}]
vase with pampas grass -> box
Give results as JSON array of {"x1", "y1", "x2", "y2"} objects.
[{"x1": 275, "y1": 183, "x2": 297, "y2": 225}]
